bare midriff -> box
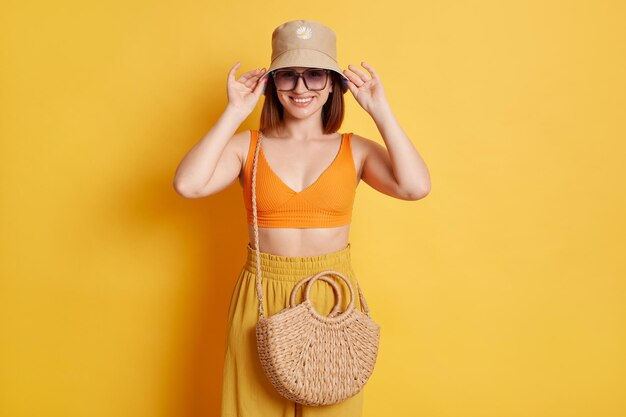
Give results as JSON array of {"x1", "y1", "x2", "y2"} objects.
[{"x1": 247, "y1": 224, "x2": 350, "y2": 257}]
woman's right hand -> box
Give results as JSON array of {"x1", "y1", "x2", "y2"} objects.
[{"x1": 226, "y1": 62, "x2": 267, "y2": 117}]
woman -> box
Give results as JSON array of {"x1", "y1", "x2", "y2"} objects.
[{"x1": 174, "y1": 19, "x2": 430, "y2": 417}]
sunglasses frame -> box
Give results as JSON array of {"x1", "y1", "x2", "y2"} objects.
[{"x1": 271, "y1": 68, "x2": 331, "y2": 92}]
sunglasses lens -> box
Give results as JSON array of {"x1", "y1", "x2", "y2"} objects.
[
  {"x1": 274, "y1": 71, "x2": 297, "y2": 90},
  {"x1": 303, "y1": 69, "x2": 328, "y2": 90}
]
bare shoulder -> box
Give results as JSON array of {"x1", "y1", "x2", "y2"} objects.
[
  {"x1": 349, "y1": 132, "x2": 378, "y2": 152},
  {"x1": 228, "y1": 129, "x2": 255, "y2": 184},
  {"x1": 227, "y1": 129, "x2": 252, "y2": 163},
  {"x1": 347, "y1": 133, "x2": 379, "y2": 176}
]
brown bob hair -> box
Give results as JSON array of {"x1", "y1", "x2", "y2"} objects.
[{"x1": 259, "y1": 71, "x2": 345, "y2": 135}]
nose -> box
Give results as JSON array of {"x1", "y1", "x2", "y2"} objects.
[{"x1": 293, "y1": 76, "x2": 308, "y2": 93}]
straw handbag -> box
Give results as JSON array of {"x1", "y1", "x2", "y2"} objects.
[{"x1": 251, "y1": 130, "x2": 381, "y2": 406}]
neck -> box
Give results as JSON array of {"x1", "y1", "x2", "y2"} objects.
[{"x1": 274, "y1": 112, "x2": 326, "y2": 141}]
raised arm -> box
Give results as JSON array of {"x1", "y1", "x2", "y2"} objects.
[
  {"x1": 173, "y1": 62, "x2": 267, "y2": 198},
  {"x1": 343, "y1": 62, "x2": 431, "y2": 200}
]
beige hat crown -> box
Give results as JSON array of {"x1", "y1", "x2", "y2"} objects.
[{"x1": 262, "y1": 19, "x2": 348, "y2": 94}]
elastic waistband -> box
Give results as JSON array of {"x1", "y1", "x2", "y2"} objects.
[{"x1": 244, "y1": 242, "x2": 353, "y2": 281}]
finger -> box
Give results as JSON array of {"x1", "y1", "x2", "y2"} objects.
[
  {"x1": 251, "y1": 69, "x2": 268, "y2": 89},
  {"x1": 252, "y1": 75, "x2": 269, "y2": 98},
  {"x1": 347, "y1": 64, "x2": 370, "y2": 82},
  {"x1": 237, "y1": 70, "x2": 257, "y2": 84},
  {"x1": 343, "y1": 69, "x2": 364, "y2": 87},
  {"x1": 240, "y1": 68, "x2": 266, "y2": 88},
  {"x1": 361, "y1": 61, "x2": 378, "y2": 79},
  {"x1": 239, "y1": 68, "x2": 263, "y2": 78},
  {"x1": 251, "y1": 68, "x2": 267, "y2": 80},
  {"x1": 346, "y1": 79, "x2": 359, "y2": 97},
  {"x1": 228, "y1": 61, "x2": 241, "y2": 81},
  {"x1": 238, "y1": 68, "x2": 266, "y2": 87}
]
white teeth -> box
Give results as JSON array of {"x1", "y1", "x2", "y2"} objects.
[{"x1": 292, "y1": 97, "x2": 313, "y2": 103}]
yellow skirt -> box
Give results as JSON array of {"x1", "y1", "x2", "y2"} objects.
[{"x1": 220, "y1": 242, "x2": 366, "y2": 417}]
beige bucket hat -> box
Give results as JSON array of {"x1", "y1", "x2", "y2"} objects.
[{"x1": 261, "y1": 19, "x2": 349, "y2": 94}]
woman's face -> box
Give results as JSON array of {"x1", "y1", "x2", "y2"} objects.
[{"x1": 273, "y1": 67, "x2": 333, "y2": 119}]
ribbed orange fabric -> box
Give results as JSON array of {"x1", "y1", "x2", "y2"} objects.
[{"x1": 243, "y1": 129, "x2": 357, "y2": 228}]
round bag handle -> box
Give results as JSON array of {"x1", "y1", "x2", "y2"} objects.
[
  {"x1": 292, "y1": 270, "x2": 355, "y2": 319},
  {"x1": 290, "y1": 275, "x2": 344, "y2": 317}
]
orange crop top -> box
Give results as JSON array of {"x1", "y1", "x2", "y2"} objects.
[{"x1": 243, "y1": 129, "x2": 357, "y2": 228}]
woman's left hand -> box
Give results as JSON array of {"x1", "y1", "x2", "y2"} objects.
[{"x1": 343, "y1": 62, "x2": 389, "y2": 114}]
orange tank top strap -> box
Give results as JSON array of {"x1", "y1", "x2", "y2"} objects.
[{"x1": 243, "y1": 129, "x2": 260, "y2": 177}]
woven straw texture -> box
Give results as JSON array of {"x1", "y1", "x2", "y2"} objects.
[
  {"x1": 251, "y1": 131, "x2": 381, "y2": 406},
  {"x1": 256, "y1": 276, "x2": 380, "y2": 406}
]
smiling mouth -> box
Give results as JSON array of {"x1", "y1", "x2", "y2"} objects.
[{"x1": 290, "y1": 97, "x2": 314, "y2": 105}]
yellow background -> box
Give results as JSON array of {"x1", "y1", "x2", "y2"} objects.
[{"x1": 1, "y1": 1, "x2": 624, "y2": 416}]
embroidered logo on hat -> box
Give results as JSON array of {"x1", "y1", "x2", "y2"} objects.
[{"x1": 295, "y1": 26, "x2": 312, "y2": 40}]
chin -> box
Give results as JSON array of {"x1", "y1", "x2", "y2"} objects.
[{"x1": 285, "y1": 107, "x2": 323, "y2": 119}]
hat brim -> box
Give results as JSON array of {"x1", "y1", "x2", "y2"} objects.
[{"x1": 260, "y1": 49, "x2": 348, "y2": 94}]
